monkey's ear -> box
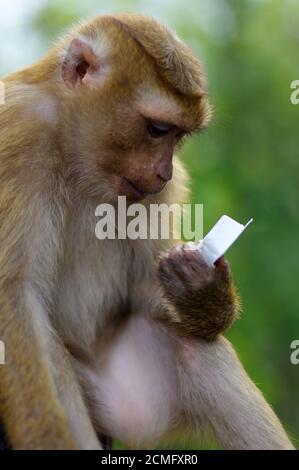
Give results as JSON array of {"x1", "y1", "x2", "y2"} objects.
[{"x1": 62, "y1": 38, "x2": 101, "y2": 88}]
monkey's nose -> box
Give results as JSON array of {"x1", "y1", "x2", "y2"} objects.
[
  {"x1": 158, "y1": 172, "x2": 171, "y2": 183},
  {"x1": 156, "y1": 160, "x2": 173, "y2": 182},
  {"x1": 156, "y1": 145, "x2": 173, "y2": 182}
]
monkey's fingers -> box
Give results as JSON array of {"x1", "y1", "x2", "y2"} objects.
[
  {"x1": 160, "y1": 247, "x2": 214, "y2": 288},
  {"x1": 158, "y1": 256, "x2": 185, "y2": 297}
]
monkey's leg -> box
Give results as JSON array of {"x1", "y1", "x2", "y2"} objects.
[
  {"x1": 48, "y1": 336, "x2": 103, "y2": 450},
  {"x1": 176, "y1": 335, "x2": 294, "y2": 450},
  {"x1": 80, "y1": 315, "x2": 293, "y2": 450},
  {"x1": 79, "y1": 315, "x2": 181, "y2": 449}
]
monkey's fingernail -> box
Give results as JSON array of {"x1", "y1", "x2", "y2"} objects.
[{"x1": 215, "y1": 256, "x2": 228, "y2": 269}]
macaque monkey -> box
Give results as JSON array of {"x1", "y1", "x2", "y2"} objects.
[{"x1": 0, "y1": 14, "x2": 294, "y2": 450}]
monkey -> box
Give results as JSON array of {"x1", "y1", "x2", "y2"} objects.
[{"x1": 0, "y1": 13, "x2": 294, "y2": 450}]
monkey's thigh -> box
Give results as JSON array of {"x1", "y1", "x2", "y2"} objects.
[{"x1": 84, "y1": 316, "x2": 180, "y2": 448}]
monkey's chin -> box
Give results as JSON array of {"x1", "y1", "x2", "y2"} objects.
[{"x1": 118, "y1": 177, "x2": 157, "y2": 201}]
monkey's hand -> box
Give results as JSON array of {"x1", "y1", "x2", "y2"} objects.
[{"x1": 158, "y1": 245, "x2": 240, "y2": 341}]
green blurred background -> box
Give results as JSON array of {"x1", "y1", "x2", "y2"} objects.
[{"x1": 1, "y1": 0, "x2": 298, "y2": 449}]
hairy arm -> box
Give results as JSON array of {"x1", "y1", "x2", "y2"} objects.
[
  {"x1": 158, "y1": 245, "x2": 239, "y2": 340},
  {"x1": 0, "y1": 107, "x2": 100, "y2": 448}
]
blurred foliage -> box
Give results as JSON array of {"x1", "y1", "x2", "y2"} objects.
[{"x1": 5, "y1": 0, "x2": 299, "y2": 449}]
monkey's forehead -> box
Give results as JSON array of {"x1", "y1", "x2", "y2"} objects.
[
  {"x1": 134, "y1": 84, "x2": 211, "y2": 131},
  {"x1": 72, "y1": 14, "x2": 206, "y2": 100}
]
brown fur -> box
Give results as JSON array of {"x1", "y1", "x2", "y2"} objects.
[
  {"x1": 0, "y1": 13, "x2": 212, "y2": 450},
  {"x1": 159, "y1": 249, "x2": 240, "y2": 340},
  {"x1": 0, "y1": 14, "x2": 292, "y2": 450}
]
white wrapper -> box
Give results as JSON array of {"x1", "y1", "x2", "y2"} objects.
[{"x1": 197, "y1": 215, "x2": 253, "y2": 266}]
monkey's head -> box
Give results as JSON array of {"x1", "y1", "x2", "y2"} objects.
[{"x1": 56, "y1": 14, "x2": 212, "y2": 201}]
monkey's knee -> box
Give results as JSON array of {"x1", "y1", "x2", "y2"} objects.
[
  {"x1": 102, "y1": 394, "x2": 172, "y2": 448},
  {"x1": 86, "y1": 370, "x2": 176, "y2": 449},
  {"x1": 81, "y1": 316, "x2": 179, "y2": 449}
]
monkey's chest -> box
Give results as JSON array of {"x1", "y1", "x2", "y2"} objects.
[{"x1": 54, "y1": 238, "x2": 133, "y2": 351}]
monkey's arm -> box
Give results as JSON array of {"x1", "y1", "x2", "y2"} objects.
[
  {"x1": 0, "y1": 285, "x2": 77, "y2": 449},
  {"x1": 0, "y1": 257, "x2": 102, "y2": 450},
  {"x1": 0, "y1": 183, "x2": 100, "y2": 449},
  {"x1": 158, "y1": 245, "x2": 239, "y2": 340}
]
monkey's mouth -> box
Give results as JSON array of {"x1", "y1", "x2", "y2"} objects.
[{"x1": 120, "y1": 177, "x2": 164, "y2": 201}]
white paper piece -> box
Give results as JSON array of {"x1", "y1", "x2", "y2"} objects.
[{"x1": 197, "y1": 215, "x2": 253, "y2": 266}]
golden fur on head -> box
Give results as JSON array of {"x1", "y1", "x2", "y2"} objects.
[
  {"x1": 98, "y1": 14, "x2": 205, "y2": 98},
  {"x1": 78, "y1": 14, "x2": 211, "y2": 126},
  {"x1": 5, "y1": 14, "x2": 212, "y2": 131}
]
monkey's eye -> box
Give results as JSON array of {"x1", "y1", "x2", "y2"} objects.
[{"x1": 147, "y1": 121, "x2": 172, "y2": 139}]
